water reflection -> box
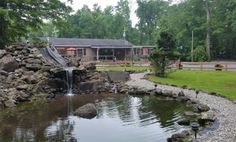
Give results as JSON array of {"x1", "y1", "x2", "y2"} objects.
[{"x1": 0, "y1": 94, "x2": 191, "y2": 142}]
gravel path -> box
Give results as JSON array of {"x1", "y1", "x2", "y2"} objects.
[{"x1": 126, "y1": 72, "x2": 236, "y2": 142}]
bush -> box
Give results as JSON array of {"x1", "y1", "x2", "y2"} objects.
[{"x1": 193, "y1": 45, "x2": 207, "y2": 61}]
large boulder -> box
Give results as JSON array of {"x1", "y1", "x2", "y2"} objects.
[
  {"x1": 75, "y1": 103, "x2": 97, "y2": 119},
  {"x1": 0, "y1": 54, "x2": 19, "y2": 72},
  {"x1": 107, "y1": 71, "x2": 129, "y2": 82},
  {"x1": 79, "y1": 80, "x2": 104, "y2": 93}
]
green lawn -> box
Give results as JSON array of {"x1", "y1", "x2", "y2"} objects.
[
  {"x1": 97, "y1": 66, "x2": 151, "y2": 71},
  {"x1": 148, "y1": 70, "x2": 236, "y2": 100}
]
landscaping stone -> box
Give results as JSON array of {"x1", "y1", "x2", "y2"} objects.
[
  {"x1": 198, "y1": 111, "x2": 216, "y2": 126},
  {"x1": 17, "y1": 84, "x2": 30, "y2": 90},
  {"x1": 184, "y1": 111, "x2": 198, "y2": 117},
  {"x1": 107, "y1": 71, "x2": 130, "y2": 82},
  {"x1": 4, "y1": 99, "x2": 16, "y2": 107},
  {"x1": 0, "y1": 50, "x2": 6, "y2": 58},
  {"x1": 75, "y1": 103, "x2": 97, "y2": 119},
  {"x1": 0, "y1": 69, "x2": 8, "y2": 76},
  {"x1": 167, "y1": 130, "x2": 190, "y2": 142},
  {"x1": 178, "y1": 119, "x2": 190, "y2": 126},
  {"x1": 0, "y1": 54, "x2": 19, "y2": 72},
  {"x1": 195, "y1": 104, "x2": 210, "y2": 112},
  {"x1": 178, "y1": 91, "x2": 185, "y2": 96},
  {"x1": 25, "y1": 64, "x2": 41, "y2": 71}
]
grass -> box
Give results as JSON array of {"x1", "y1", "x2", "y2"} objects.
[
  {"x1": 148, "y1": 70, "x2": 236, "y2": 100},
  {"x1": 97, "y1": 66, "x2": 151, "y2": 71}
]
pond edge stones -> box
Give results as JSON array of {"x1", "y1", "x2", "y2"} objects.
[{"x1": 127, "y1": 87, "x2": 215, "y2": 142}]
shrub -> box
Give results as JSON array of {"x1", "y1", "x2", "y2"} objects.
[
  {"x1": 193, "y1": 45, "x2": 207, "y2": 61},
  {"x1": 149, "y1": 32, "x2": 178, "y2": 77}
]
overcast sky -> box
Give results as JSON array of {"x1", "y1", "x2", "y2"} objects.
[{"x1": 61, "y1": 0, "x2": 180, "y2": 26}]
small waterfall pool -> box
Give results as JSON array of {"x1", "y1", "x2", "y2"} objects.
[{"x1": 0, "y1": 94, "x2": 193, "y2": 142}]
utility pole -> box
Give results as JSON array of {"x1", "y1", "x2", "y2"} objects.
[{"x1": 191, "y1": 30, "x2": 194, "y2": 62}]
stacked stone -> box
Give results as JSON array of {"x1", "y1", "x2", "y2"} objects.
[{"x1": 0, "y1": 44, "x2": 56, "y2": 108}]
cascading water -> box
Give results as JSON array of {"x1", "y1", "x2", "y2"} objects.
[{"x1": 64, "y1": 67, "x2": 75, "y2": 96}]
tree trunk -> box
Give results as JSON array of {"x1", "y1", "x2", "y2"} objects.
[
  {"x1": 0, "y1": 0, "x2": 7, "y2": 49},
  {"x1": 205, "y1": 0, "x2": 211, "y2": 61}
]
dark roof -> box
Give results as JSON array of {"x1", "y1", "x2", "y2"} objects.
[{"x1": 49, "y1": 37, "x2": 133, "y2": 48}]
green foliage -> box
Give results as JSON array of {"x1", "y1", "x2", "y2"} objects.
[
  {"x1": 136, "y1": 0, "x2": 169, "y2": 44},
  {"x1": 149, "y1": 32, "x2": 177, "y2": 77},
  {"x1": 157, "y1": 0, "x2": 236, "y2": 60},
  {"x1": 148, "y1": 70, "x2": 236, "y2": 100},
  {"x1": 53, "y1": 0, "x2": 141, "y2": 44},
  {"x1": 0, "y1": 0, "x2": 72, "y2": 48},
  {"x1": 193, "y1": 45, "x2": 207, "y2": 61}
]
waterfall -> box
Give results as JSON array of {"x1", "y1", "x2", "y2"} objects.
[{"x1": 64, "y1": 67, "x2": 75, "y2": 96}]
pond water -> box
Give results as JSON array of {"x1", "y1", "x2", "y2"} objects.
[{"x1": 0, "y1": 94, "x2": 192, "y2": 142}]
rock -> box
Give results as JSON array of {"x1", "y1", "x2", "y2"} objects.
[
  {"x1": 41, "y1": 65, "x2": 51, "y2": 72},
  {"x1": 16, "y1": 91, "x2": 31, "y2": 102},
  {"x1": 150, "y1": 89, "x2": 162, "y2": 96},
  {"x1": 178, "y1": 91, "x2": 185, "y2": 96},
  {"x1": 21, "y1": 74, "x2": 38, "y2": 84},
  {"x1": 184, "y1": 111, "x2": 198, "y2": 117},
  {"x1": 79, "y1": 80, "x2": 104, "y2": 93},
  {"x1": 128, "y1": 88, "x2": 147, "y2": 95},
  {"x1": 0, "y1": 50, "x2": 6, "y2": 58},
  {"x1": 119, "y1": 88, "x2": 128, "y2": 93},
  {"x1": 107, "y1": 71, "x2": 129, "y2": 82},
  {"x1": 232, "y1": 100, "x2": 236, "y2": 104},
  {"x1": 75, "y1": 103, "x2": 97, "y2": 119},
  {"x1": 0, "y1": 54, "x2": 19, "y2": 72},
  {"x1": 162, "y1": 90, "x2": 173, "y2": 97},
  {"x1": 167, "y1": 130, "x2": 190, "y2": 142},
  {"x1": 50, "y1": 67, "x2": 64, "y2": 74},
  {"x1": 195, "y1": 104, "x2": 210, "y2": 112},
  {"x1": 85, "y1": 63, "x2": 96, "y2": 70},
  {"x1": 179, "y1": 96, "x2": 190, "y2": 102},
  {"x1": 17, "y1": 84, "x2": 30, "y2": 90},
  {"x1": 178, "y1": 119, "x2": 190, "y2": 126},
  {"x1": 25, "y1": 64, "x2": 41, "y2": 71},
  {"x1": 4, "y1": 99, "x2": 16, "y2": 107},
  {"x1": 25, "y1": 58, "x2": 42, "y2": 64},
  {"x1": 0, "y1": 70, "x2": 8, "y2": 76},
  {"x1": 198, "y1": 111, "x2": 216, "y2": 126},
  {"x1": 6, "y1": 73, "x2": 17, "y2": 83}
]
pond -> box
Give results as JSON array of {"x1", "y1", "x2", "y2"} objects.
[{"x1": 0, "y1": 94, "x2": 192, "y2": 142}]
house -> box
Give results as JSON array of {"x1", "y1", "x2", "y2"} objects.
[{"x1": 49, "y1": 37, "x2": 155, "y2": 62}]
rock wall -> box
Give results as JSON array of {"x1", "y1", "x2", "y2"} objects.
[
  {"x1": 0, "y1": 44, "x2": 131, "y2": 108},
  {"x1": 0, "y1": 44, "x2": 58, "y2": 108}
]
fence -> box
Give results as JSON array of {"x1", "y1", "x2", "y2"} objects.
[
  {"x1": 81, "y1": 58, "x2": 236, "y2": 71},
  {"x1": 180, "y1": 62, "x2": 236, "y2": 71}
]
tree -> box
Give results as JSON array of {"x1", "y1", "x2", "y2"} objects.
[
  {"x1": 0, "y1": 0, "x2": 72, "y2": 49},
  {"x1": 136, "y1": 0, "x2": 168, "y2": 44},
  {"x1": 149, "y1": 32, "x2": 177, "y2": 77}
]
